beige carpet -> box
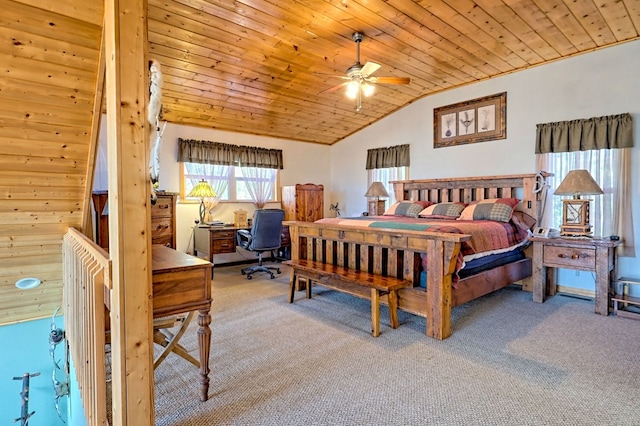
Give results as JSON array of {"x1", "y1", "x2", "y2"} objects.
[{"x1": 153, "y1": 263, "x2": 640, "y2": 425}]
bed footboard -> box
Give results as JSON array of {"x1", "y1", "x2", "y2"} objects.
[{"x1": 285, "y1": 221, "x2": 471, "y2": 339}]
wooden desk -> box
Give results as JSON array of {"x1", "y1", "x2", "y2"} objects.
[
  {"x1": 194, "y1": 225, "x2": 248, "y2": 267},
  {"x1": 151, "y1": 245, "x2": 213, "y2": 401},
  {"x1": 195, "y1": 225, "x2": 290, "y2": 273},
  {"x1": 530, "y1": 236, "x2": 621, "y2": 315}
]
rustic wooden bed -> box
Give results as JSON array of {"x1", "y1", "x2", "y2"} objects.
[{"x1": 285, "y1": 174, "x2": 545, "y2": 340}]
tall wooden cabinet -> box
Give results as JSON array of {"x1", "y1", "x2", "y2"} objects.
[
  {"x1": 92, "y1": 191, "x2": 177, "y2": 249},
  {"x1": 282, "y1": 183, "x2": 324, "y2": 222}
]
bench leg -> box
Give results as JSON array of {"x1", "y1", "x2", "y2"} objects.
[
  {"x1": 371, "y1": 288, "x2": 380, "y2": 337},
  {"x1": 306, "y1": 278, "x2": 312, "y2": 299},
  {"x1": 388, "y1": 290, "x2": 399, "y2": 329},
  {"x1": 288, "y1": 269, "x2": 297, "y2": 303}
]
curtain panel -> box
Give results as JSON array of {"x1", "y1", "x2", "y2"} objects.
[
  {"x1": 535, "y1": 113, "x2": 633, "y2": 154},
  {"x1": 178, "y1": 138, "x2": 284, "y2": 169},
  {"x1": 366, "y1": 144, "x2": 410, "y2": 169}
]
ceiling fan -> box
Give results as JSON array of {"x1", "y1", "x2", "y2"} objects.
[{"x1": 323, "y1": 32, "x2": 411, "y2": 112}]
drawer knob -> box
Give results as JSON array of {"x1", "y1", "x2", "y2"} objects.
[{"x1": 557, "y1": 253, "x2": 587, "y2": 260}]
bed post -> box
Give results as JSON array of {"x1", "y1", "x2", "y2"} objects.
[{"x1": 425, "y1": 239, "x2": 462, "y2": 340}]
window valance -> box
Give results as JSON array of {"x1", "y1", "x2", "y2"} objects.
[
  {"x1": 178, "y1": 138, "x2": 284, "y2": 170},
  {"x1": 535, "y1": 113, "x2": 633, "y2": 154},
  {"x1": 366, "y1": 144, "x2": 410, "y2": 170}
]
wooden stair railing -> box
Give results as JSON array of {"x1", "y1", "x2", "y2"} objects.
[{"x1": 63, "y1": 228, "x2": 111, "y2": 425}]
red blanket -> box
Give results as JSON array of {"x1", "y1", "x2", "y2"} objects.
[
  {"x1": 316, "y1": 216, "x2": 530, "y2": 284},
  {"x1": 316, "y1": 216, "x2": 528, "y2": 259}
]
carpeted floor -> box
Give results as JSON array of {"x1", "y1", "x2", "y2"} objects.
[{"x1": 153, "y1": 264, "x2": 640, "y2": 425}]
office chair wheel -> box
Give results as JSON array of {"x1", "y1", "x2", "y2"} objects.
[
  {"x1": 241, "y1": 270, "x2": 246, "y2": 275},
  {"x1": 247, "y1": 275, "x2": 253, "y2": 280},
  {"x1": 269, "y1": 273, "x2": 275, "y2": 279},
  {"x1": 276, "y1": 268, "x2": 281, "y2": 274}
]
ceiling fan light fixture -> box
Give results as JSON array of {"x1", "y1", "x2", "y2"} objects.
[
  {"x1": 322, "y1": 31, "x2": 409, "y2": 111},
  {"x1": 362, "y1": 82, "x2": 375, "y2": 97},
  {"x1": 346, "y1": 80, "x2": 359, "y2": 99}
]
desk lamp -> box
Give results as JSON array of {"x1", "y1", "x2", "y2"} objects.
[
  {"x1": 187, "y1": 180, "x2": 216, "y2": 224},
  {"x1": 554, "y1": 170, "x2": 603, "y2": 236}
]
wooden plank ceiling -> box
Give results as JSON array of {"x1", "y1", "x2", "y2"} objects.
[{"x1": 149, "y1": 0, "x2": 640, "y2": 145}]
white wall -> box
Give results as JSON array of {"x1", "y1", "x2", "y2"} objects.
[
  {"x1": 330, "y1": 39, "x2": 640, "y2": 289},
  {"x1": 94, "y1": 121, "x2": 332, "y2": 256}
]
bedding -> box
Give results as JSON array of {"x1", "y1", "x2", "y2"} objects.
[
  {"x1": 383, "y1": 200, "x2": 433, "y2": 217},
  {"x1": 418, "y1": 202, "x2": 466, "y2": 219},
  {"x1": 316, "y1": 215, "x2": 529, "y2": 259},
  {"x1": 457, "y1": 198, "x2": 520, "y2": 222},
  {"x1": 316, "y1": 215, "x2": 530, "y2": 285}
]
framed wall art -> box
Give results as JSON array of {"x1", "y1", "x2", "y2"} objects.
[{"x1": 433, "y1": 92, "x2": 507, "y2": 148}]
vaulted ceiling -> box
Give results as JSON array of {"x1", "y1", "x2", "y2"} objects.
[{"x1": 148, "y1": 0, "x2": 640, "y2": 144}]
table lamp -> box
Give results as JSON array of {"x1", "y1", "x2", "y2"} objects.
[
  {"x1": 187, "y1": 179, "x2": 216, "y2": 224},
  {"x1": 554, "y1": 169, "x2": 603, "y2": 236},
  {"x1": 365, "y1": 181, "x2": 390, "y2": 216}
]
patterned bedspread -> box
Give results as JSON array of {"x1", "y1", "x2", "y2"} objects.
[{"x1": 315, "y1": 216, "x2": 529, "y2": 261}]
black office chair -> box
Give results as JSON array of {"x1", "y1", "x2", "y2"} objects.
[{"x1": 236, "y1": 209, "x2": 285, "y2": 279}]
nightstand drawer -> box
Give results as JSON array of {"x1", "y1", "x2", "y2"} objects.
[
  {"x1": 213, "y1": 238, "x2": 235, "y2": 253},
  {"x1": 543, "y1": 245, "x2": 595, "y2": 270}
]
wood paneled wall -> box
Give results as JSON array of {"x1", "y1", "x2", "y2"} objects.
[{"x1": 0, "y1": 0, "x2": 103, "y2": 325}]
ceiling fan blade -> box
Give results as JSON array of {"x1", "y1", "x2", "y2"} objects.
[
  {"x1": 360, "y1": 61, "x2": 381, "y2": 78},
  {"x1": 369, "y1": 76, "x2": 411, "y2": 85},
  {"x1": 314, "y1": 73, "x2": 350, "y2": 79},
  {"x1": 320, "y1": 81, "x2": 348, "y2": 94}
]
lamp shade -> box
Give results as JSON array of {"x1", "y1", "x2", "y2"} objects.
[
  {"x1": 364, "y1": 181, "x2": 390, "y2": 199},
  {"x1": 187, "y1": 180, "x2": 216, "y2": 198},
  {"x1": 188, "y1": 180, "x2": 216, "y2": 223},
  {"x1": 554, "y1": 170, "x2": 603, "y2": 199}
]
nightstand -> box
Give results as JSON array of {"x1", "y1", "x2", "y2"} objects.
[{"x1": 529, "y1": 236, "x2": 621, "y2": 315}]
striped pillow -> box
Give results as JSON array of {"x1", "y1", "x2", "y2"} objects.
[
  {"x1": 384, "y1": 201, "x2": 433, "y2": 217},
  {"x1": 418, "y1": 202, "x2": 466, "y2": 219},
  {"x1": 458, "y1": 198, "x2": 520, "y2": 222}
]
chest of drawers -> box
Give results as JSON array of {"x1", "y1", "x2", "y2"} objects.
[{"x1": 92, "y1": 191, "x2": 177, "y2": 249}]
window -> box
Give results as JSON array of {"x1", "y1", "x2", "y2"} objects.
[
  {"x1": 367, "y1": 167, "x2": 408, "y2": 204},
  {"x1": 366, "y1": 144, "x2": 410, "y2": 204},
  {"x1": 537, "y1": 150, "x2": 618, "y2": 234},
  {"x1": 535, "y1": 111, "x2": 634, "y2": 257},
  {"x1": 178, "y1": 138, "x2": 283, "y2": 207},
  {"x1": 183, "y1": 163, "x2": 278, "y2": 203}
]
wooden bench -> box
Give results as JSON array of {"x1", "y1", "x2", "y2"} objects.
[{"x1": 284, "y1": 259, "x2": 411, "y2": 337}]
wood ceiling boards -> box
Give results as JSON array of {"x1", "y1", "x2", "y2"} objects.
[{"x1": 148, "y1": 0, "x2": 640, "y2": 144}]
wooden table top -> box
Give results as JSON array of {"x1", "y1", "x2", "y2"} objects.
[{"x1": 152, "y1": 244, "x2": 212, "y2": 273}]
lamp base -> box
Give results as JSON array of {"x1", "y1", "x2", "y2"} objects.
[
  {"x1": 368, "y1": 199, "x2": 386, "y2": 216},
  {"x1": 560, "y1": 224, "x2": 592, "y2": 237},
  {"x1": 199, "y1": 200, "x2": 206, "y2": 224}
]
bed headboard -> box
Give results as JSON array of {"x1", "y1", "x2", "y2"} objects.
[{"x1": 391, "y1": 173, "x2": 549, "y2": 223}]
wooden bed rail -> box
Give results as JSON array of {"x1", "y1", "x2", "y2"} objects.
[
  {"x1": 63, "y1": 227, "x2": 111, "y2": 425},
  {"x1": 285, "y1": 221, "x2": 471, "y2": 339}
]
